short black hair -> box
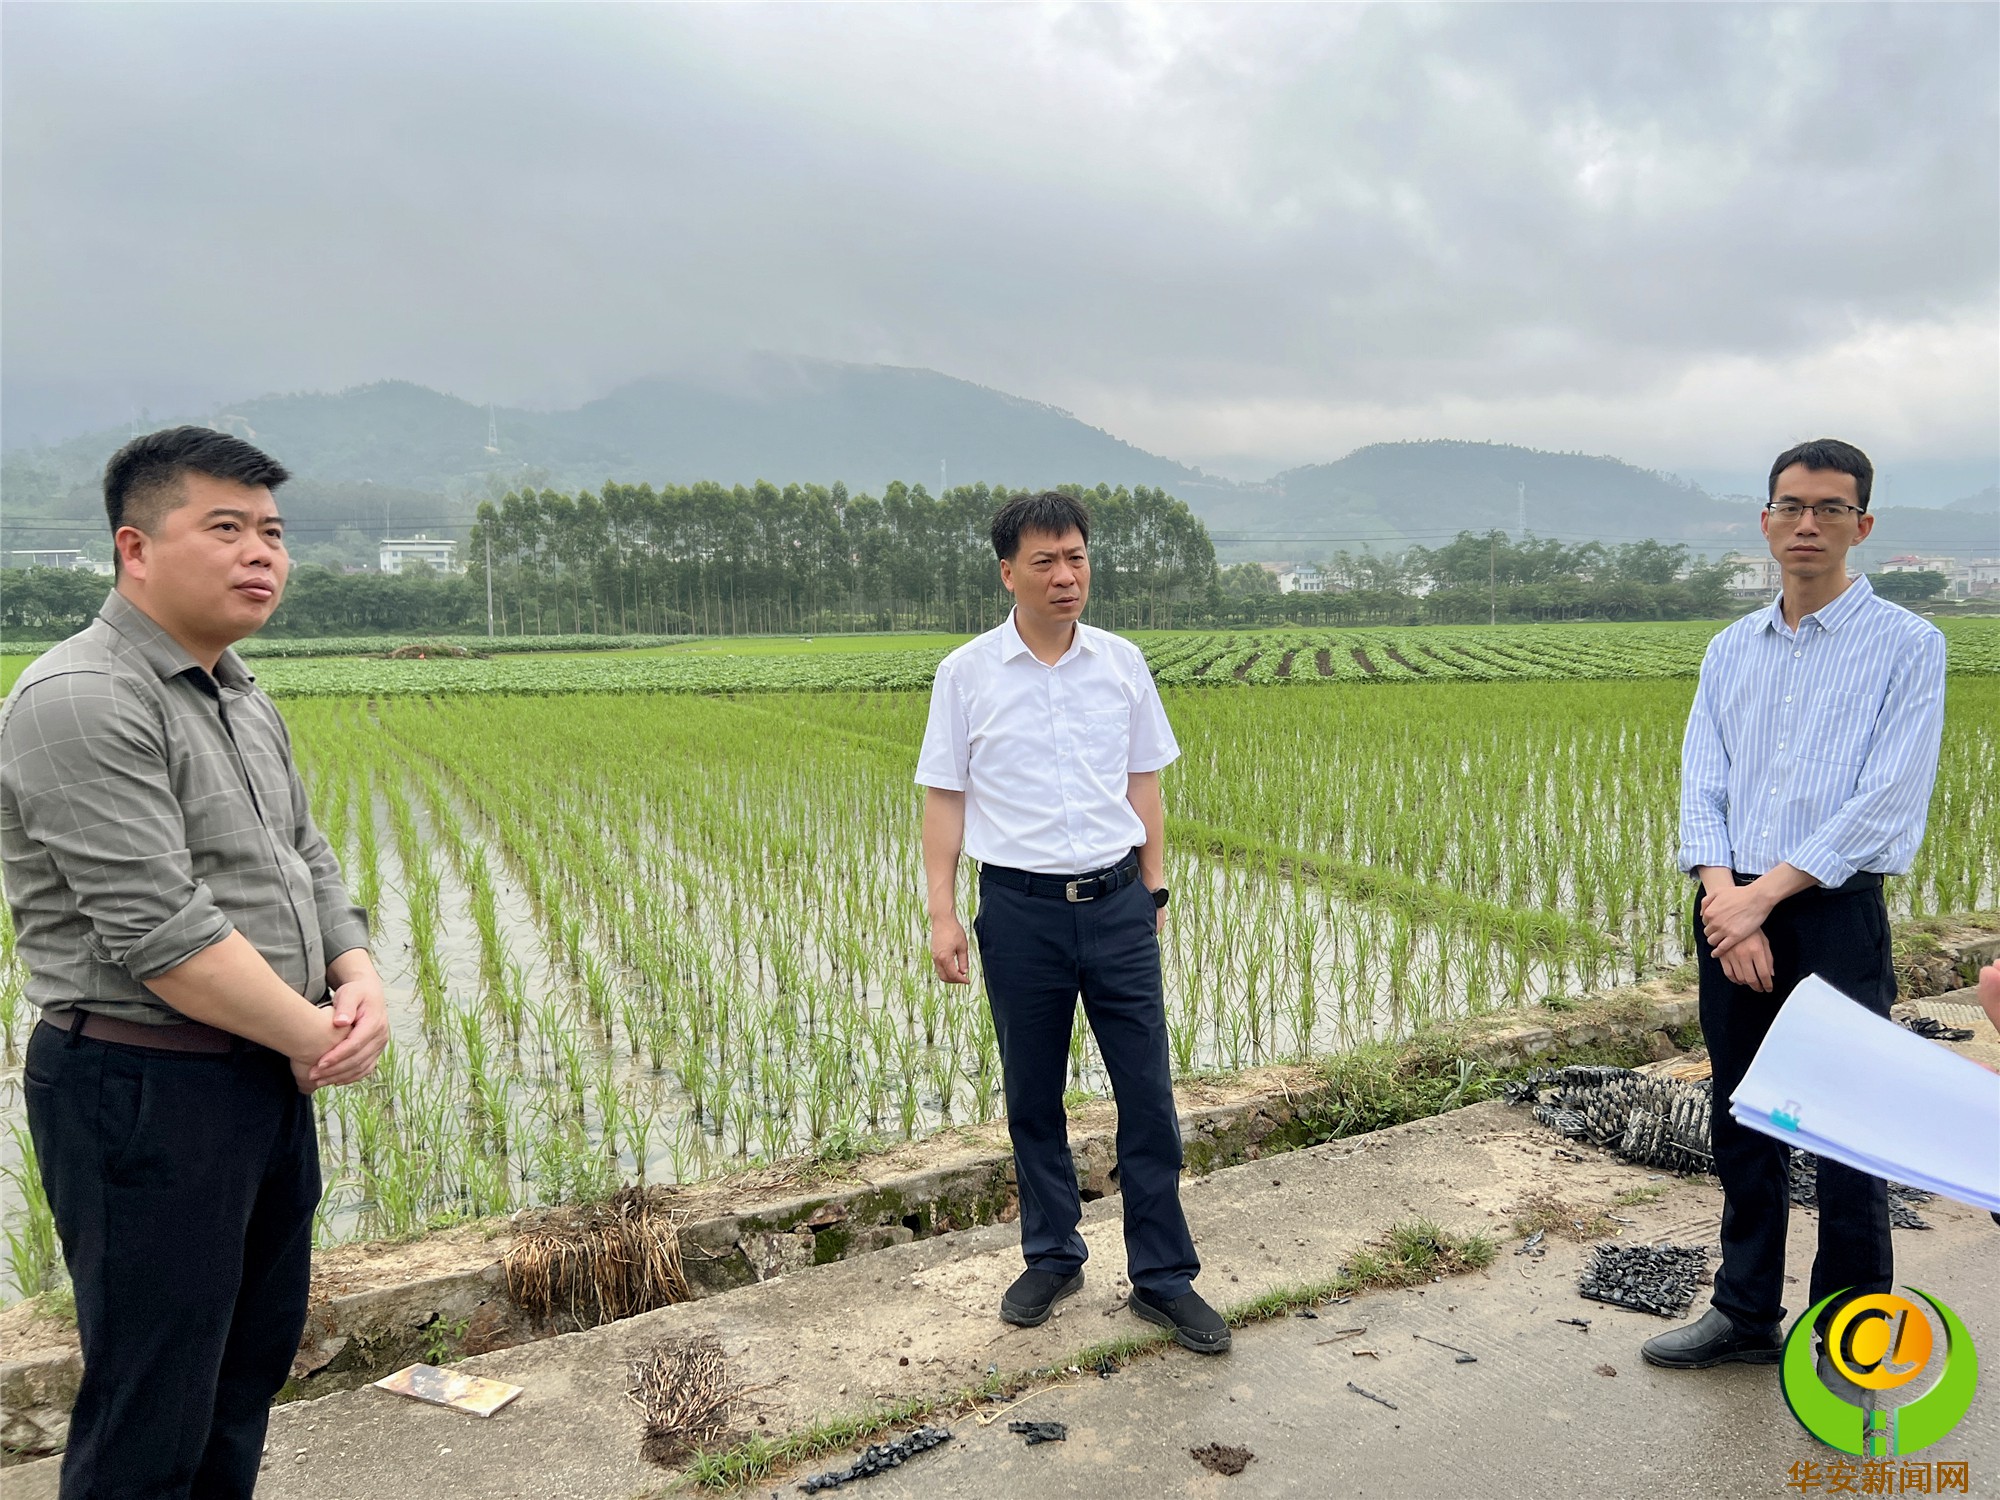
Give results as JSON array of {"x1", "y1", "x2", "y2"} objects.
[
  {"x1": 104, "y1": 425, "x2": 291, "y2": 540},
  {"x1": 991, "y1": 490, "x2": 1091, "y2": 561},
  {"x1": 1768, "y1": 438, "x2": 1873, "y2": 512}
]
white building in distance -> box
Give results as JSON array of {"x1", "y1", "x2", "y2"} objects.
[
  {"x1": 1275, "y1": 563, "x2": 1325, "y2": 594},
  {"x1": 1959, "y1": 559, "x2": 2000, "y2": 596},
  {"x1": 1720, "y1": 552, "x2": 1784, "y2": 598},
  {"x1": 379, "y1": 535, "x2": 461, "y2": 575},
  {"x1": 10, "y1": 549, "x2": 113, "y2": 575}
]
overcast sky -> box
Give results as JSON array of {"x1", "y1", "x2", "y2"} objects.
[{"x1": 4, "y1": 2, "x2": 1996, "y2": 488}]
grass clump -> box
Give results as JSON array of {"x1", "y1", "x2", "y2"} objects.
[
  {"x1": 1348, "y1": 1217, "x2": 1499, "y2": 1288},
  {"x1": 1510, "y1": 1192, "x2": 1616, "y2": 1244},
  {"x1": 1613, "y1": 1183, "x2": 1668, "y2": 1208},
  {"x1": 681, "y1": 1384, "x2": 992, "y2": 1489},
  {"x1": 1307, "y1": 1034, "x2": 1496, "y2": 1139}
]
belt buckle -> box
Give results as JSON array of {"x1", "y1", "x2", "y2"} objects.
[{"x1": 1064, "y1": 878, "x2": 1096, "y2": 903}]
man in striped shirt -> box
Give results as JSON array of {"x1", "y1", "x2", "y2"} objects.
[{"x1": 1643, "y1": 438, "x2": 1946, "y2": 1377}]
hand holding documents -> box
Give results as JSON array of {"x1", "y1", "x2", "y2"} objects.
[{"x1": 1730, "y1": 974, "x2": 2000, "y2": 1213}]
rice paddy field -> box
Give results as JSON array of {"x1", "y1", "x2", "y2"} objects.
[{"x1": 2, "y1": 617, "x2": 1997, "y2": 1293}]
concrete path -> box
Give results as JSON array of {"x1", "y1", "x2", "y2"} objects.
[
  {"x1": 834, "y1": 1197, "x2": 1999, "y2": 1500},
  {"x1": 13, "y1": 1097, "x2": 1996, "y2": 1499}
]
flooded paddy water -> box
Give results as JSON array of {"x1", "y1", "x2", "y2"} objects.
[{"x1": 1, "y1": 674, "x2": 1994, "y2": 1292}]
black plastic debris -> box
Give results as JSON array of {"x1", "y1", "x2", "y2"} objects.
[
  {"x1": 1412, "y1": 1334, "x2": 1477, "y2": 1363},
  {"x1": 1577, "y1": 1243, "x2": 1709, "y2": 1318},
  {"x1": 1557, "y1": 1318, "x2": 1591, "y2": 1331},
  {"x1": 1008, "y1": 1421, "x2": 1068, "y2": 1447},
  {"x1": 1508, "y1": 1065, "x2": 1713, "y2": 1174},
  {"x1": 1900, "y1": 1015, "x2": 1974, "y2": 1043},
  {"x1": 797, "y1": 1426, "x2": 952, "y2": 1493},
  {"x1": 1346, "y1": 1381, "x2": 1398, "y2": 1410},
  {"x1": 1788, "y1": 1150, "x2": 1933, "y2": 1230},
  {"x1": 1515, "y1": 1229, "x2": 1547, "y2": 1258}
]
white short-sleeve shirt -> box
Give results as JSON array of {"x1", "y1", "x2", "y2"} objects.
[{"x1": 914, "y1": 611, "x2": 1179, "y2": 874}]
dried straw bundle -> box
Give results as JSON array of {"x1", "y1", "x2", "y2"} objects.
[
  {"x1": 629, "y1": 1333, "x2": 745, "y2": 1468},
  {"x1": 503, "y1": 1186, "x2": 690, "y2": 1326}
]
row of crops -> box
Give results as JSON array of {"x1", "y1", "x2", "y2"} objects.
[
  {"x1": 83, "y1": 617, "x2": 1993, "y2": 698},
  {"x1": 0, "y1": 631, "x2": 696, "y2": 660}
]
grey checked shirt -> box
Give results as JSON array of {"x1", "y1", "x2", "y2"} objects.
[{"x1": 0, "y1": 592, "x2": 369, "y2": 1025}]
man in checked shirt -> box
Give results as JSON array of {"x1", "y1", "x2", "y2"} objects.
[
  {"x1": 0, "y1": 428, "x2": 388, "y2": 1498},
  {"x1": 1642, "y1": 438, "x2": 1946, "y2": 1383}
]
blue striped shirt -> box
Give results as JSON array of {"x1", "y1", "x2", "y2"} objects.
[{"x1": 1678, "y1": 574, "x2": 1947, "y2": 887}]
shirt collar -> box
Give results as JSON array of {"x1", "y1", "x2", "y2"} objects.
[
  {"x1": 1755, "y1": 572, "x2": 1874, "y2": 637},
  {"x1": 98, "y1": 591, "x2": 257, "y2": 693},
  {"x1": 998, "y1": 610, "x2": 1098, "y2": 665}
]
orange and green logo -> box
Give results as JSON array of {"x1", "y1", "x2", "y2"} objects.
[{"x1": 1782, "y1": 1288, "x2": 1980, "y2": 1457}]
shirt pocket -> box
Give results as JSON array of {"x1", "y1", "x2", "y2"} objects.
[
  {"x1": 1799, "y1": 688, "x2": 1876, "y2": 767},
  {"x1": 1080, "y1": 704, "x2": 1132, "y2": 780}
]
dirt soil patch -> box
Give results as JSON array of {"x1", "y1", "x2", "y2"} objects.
[{"x1": 1192, "y1": 1442, "x2": 1255, "y2": 1476}]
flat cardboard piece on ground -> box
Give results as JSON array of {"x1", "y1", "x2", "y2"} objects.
[{"x1": 373, "y1": 1363, "x2": 524, "y2": 1418}]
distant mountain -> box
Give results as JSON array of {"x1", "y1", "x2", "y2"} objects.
[
  {"x1": 1193, "y1": 441, "x2": 1753, "y2": 559},
  {"x1": 1947, "y1": 484, "x2": 1998, "y2": 513},
  {"x1": 6, "y1": 366, "x2": 1994, "y2": 569},
  {"x1": 1188, "y1": 441, "x2": 2000, "y2": 563},
  {"x1": 9, "y1": 359, "x2": 1214, "y2": 501}
]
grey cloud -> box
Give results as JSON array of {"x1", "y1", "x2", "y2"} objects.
[{"x1": 2, "y1": 3, "x2": 1993, "y2": 473}]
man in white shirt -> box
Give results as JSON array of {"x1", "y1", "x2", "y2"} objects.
[{"x1": 915, "y1": 491, "x2": 1226, "y2": 1355}]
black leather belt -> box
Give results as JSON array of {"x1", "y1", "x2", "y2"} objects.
[
  {"x1": 1732, "y1": 870, "x2": 1883, "y2": 894},
  {"x1": 41, "y1": 1009, "x2": 238, "y2": 1054},
  {"x1": 981, "y1": 853, "x2": 1141, "y2": 903}
]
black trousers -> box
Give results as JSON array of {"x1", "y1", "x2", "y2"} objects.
[
  {"x1": 1697, "y1": 877, "x2": 1896, "y2": 1334},
  {"x1": 973, "y1": 873, "x2": 1200, "y2": 1299},
  {"x1": 24, "y1": 1021, "x2": 320, "y2": 1500}
]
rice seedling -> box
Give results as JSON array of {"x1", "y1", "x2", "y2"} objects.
[{"x1": 1, "y1": 647, "x2": 1991, "y2": 1275}]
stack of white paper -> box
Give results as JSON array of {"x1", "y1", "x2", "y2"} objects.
[{"x1": 1730, "y1": 974, "x2": 2000, "y2": 1212}]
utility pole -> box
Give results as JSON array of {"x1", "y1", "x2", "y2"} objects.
[
  {"x1": 1489, "y1": 532, "x2": 1497, "y2": 626},
  {"x1": 485, "y1": 532, "x2": 495, "y2": 638},
  {"x1": 1517, "y1": 481, "x2": 1526, "y2": 539}
]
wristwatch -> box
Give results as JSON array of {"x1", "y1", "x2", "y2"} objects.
[{"x1": 1150, "y1": 886, "x2": 1170, "y2": 910}]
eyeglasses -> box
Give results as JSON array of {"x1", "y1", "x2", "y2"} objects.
[{"x1": 1765, "y1": 501, "x2": 1865, "y2": 524}]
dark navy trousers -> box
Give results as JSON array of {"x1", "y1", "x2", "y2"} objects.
[
  {"x1": 973, "y1": 872, "x2": 1200, "y2": 1299},
  {"x1": 25, "y1": 1021, "x2": 320, "y2": 1500},
  {"x1": 1698, "y1": 876, "x2": 1896, "y2": 1334}
]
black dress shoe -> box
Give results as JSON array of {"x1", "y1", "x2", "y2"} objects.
[
  {"x1": 1640, "y1": 1307, "x2": 1783, "y2": 1369},
  {"x1": 1817, "y1": 1348, "x2": 1869, "y2": 1405},
  {"x1": 1001, "y1": 1268, "x2": 1084, "y2": 1327},
  {"x1": 1129, "y1": 1287, "x2": 1232, "y2": 1354}
]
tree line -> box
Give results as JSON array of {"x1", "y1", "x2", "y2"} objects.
[
  {"x1": 469, "y1": 479, "x2": 1216, "y2": 636},
  {"x1": 5, "y1": 506, "x2": 1808, "y2": 643},
  {"x1": 0, "y1": 480, "x2": 1218, "y2": 638},
  {"x1": 1217, "y1": 532, "x2": 1738, "y2": 624}
]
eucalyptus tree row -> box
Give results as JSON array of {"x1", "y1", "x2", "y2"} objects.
[{"x1": 471, "y1": 478, "x2": 1216, "y2": 636}]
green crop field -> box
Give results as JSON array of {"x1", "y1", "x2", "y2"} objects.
[{"x1": 0, "y1": 623, "x2": 1996, "y2": 1291}]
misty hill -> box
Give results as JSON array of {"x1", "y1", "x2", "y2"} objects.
[
  {"x1": 7, "y1": 368, "x2": 1994, "y2": 569},
  {"x1": 10, "y1": 360, "x2": 1213, "y2": 501},
  {"x1": 1194, "y1": 441, "x2": 1746, "y2": 559},
  {"x1": 1191, "y1": 441, "x2": 2000, "y2": 563}
]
